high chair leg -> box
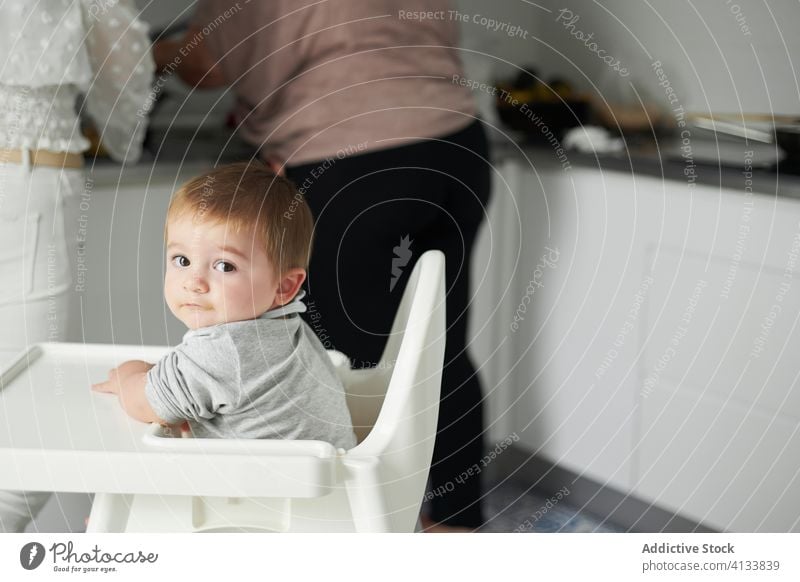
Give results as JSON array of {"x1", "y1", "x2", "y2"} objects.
[
  {"x1": 87, "y1": 493, "x2": 133, "y2": 532},
  {"x1": 344, "y1": 457, "x2": 393, "y2": 532}
]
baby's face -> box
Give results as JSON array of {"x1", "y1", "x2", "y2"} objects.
[{"x1": 164, "y1": 215, "x2": 281, "y2": 330}]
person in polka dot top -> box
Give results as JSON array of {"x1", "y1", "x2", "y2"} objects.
[{"x1": 0, "y1": 0, "x2": 154, "y2": 533}]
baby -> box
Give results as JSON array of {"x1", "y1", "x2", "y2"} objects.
[{"x1": 92, "y1": 162, "x2": 356, "y2": 450}]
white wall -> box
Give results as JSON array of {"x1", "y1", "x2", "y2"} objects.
[
  {"x1": 533, "y1": 0, "x2": 800, "y2": 116},
  {"x1": 454, "y1": 0, "x2": 542, "y2": 75}
]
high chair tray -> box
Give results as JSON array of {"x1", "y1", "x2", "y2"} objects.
[{"x1": 0, "y1": 343, "x2": 338, "y2": 498}]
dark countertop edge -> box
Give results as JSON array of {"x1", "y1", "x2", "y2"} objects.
[
  {"x1": 490, "y1": 141, "x2": 800, "y2": 202},
  {"x1": 92, "y1": 127, "x2": 800, "y2": 202}
]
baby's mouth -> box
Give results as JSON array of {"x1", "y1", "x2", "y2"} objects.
[{"x1": 182, "y1": 303, "x2": 210, "y2": 310}]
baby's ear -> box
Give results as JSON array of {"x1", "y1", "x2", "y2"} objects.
[{"x1": 274, "y1": 268, "x2": 306, "y2": 306}]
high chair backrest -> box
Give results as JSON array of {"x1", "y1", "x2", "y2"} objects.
[
  {"x1": 338, "y1": 251, "x2": 445, "y2": 531},
  {"x1": 342, "y1": 250, "x2": 445, "y2": 451}
]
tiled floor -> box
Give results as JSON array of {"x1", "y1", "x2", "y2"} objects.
[{"x1": 479, "y1": 478, "x2": 625, "y2": 533}]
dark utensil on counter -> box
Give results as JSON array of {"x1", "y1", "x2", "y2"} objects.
[
  {"x1": 496, "y1": 69, "x2": 590, "y2": 143},
  {"x1": 496, "y1": 99, "x2": 591, "y2": 143},
  {"x1": 691, "y1": 113, "x2": 800, "y2": 174},
  {"x1": 774, "y1": 124, "x2": 800, "y2": 170}
]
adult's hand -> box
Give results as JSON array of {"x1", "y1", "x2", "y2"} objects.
[
  {"x1": 153, "y1": 24, "x2": 227, "y2": 89},
  {"x1": 264, "y1": 155, "x2": 286, "y2": 176}
]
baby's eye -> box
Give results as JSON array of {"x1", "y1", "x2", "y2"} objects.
[
  {"x1": 171, "y1": 255, "x2": 190, "y2": 268},
  {"x1": 214, "y1": 261, "x2": 236, "y2": 273}
]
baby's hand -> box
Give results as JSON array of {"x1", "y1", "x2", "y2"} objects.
[
  {"x1": 161, "y1": 421, "x2": 191, "y2": 438},
  {"x1": 116, "y1": 360, "x2": 154, "y2": 376},
  {"x1": 92, "y1": 360, "x2": 154, "y2": 394}
]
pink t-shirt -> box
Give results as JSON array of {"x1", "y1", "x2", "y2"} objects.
[{"x1": 193, "y1": 0, "x2": 477, "y2": 165}]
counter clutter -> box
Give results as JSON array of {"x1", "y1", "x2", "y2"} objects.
[{"x1": 489, "y1": 130, "x2": 800, "y2": 200}]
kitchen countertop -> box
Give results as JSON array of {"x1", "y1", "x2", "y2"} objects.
[
  {"x1": 489, "y1": 128, "x2": 800, "y2": 200},
  {"x1": 89, "y1": 124, "x2": 800, "y2": 200}
]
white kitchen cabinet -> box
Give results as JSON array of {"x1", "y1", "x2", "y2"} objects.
[
  {"x1": 635, "y1": 181, "x2": 800, "y2": 533},
  {"x1": 469, "y1": 157, "x2": 525, "y2": 445},
  {"x1": 470, "y1": 152, "x2": 800, "y2": 531},
  {"x1": 638, "y1": 378, "x2": 800, "y2": 532}
]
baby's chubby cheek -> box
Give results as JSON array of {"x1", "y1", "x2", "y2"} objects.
[{"x1": 222, "y1": 299, "x2": 255, "y2": 322}]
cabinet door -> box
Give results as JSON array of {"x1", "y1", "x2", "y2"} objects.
[
  {"x1": 474, "y1": 163, "x2": 645, "y2": 492},
  {"x1": 635, "y1": 186, "x2": 800, "y2": 532}
]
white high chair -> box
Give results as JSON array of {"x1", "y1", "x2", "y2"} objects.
[{"x1": 0, "y1": 251, "x2": 445, "y2": 533}]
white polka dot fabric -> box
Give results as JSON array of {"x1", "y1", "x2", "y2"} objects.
[{"x1": 0, "y1": 0, "x2": 154, "y2": 162}]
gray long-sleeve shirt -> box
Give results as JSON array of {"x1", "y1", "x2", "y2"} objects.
[{"x1": 145, "y1": 292, "x2": 357, "y2": 449}]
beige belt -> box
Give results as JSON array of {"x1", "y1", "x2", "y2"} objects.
[{"x1": 0, "y1": 148, "x2": 84, "y2": 169}]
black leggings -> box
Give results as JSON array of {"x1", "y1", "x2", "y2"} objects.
[{"x1": 287, "y1": 120, "x2": 491, "y2": 527}]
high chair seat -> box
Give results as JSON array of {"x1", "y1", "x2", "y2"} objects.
[{"x1": 0, "y1": 250, "x2": 446, "y2": 532}]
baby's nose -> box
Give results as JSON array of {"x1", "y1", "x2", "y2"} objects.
[{"x1": 184, "y1": 273, "x2": 208, "y2": 293}]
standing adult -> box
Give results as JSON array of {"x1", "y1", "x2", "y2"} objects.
[
  {"x1": 156, "y1": 0, "x2": 491, "y2": 530},
  {"x1": 0, "y1": 0, "x2": 154, "y2": 532}
]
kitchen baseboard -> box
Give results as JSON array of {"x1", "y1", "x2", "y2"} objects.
[{"x1": 491, "y1": 445, "x2": 716, "y2": 533}]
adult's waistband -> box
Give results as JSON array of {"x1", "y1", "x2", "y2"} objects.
[{"x1": 0, "y1": 148, "x2": 83, "y2": 169}]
